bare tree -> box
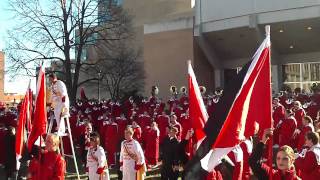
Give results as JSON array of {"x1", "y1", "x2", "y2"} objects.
[
  {"x1": 5, "y1": 0, "x2": 134, "y2": 104},
  {"x1": 99, "y1": 44, "x2": 144, "y2": 100}
]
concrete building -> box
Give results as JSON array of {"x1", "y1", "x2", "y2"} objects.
[
  {"x1": 82, "y1": 0, "x2": 320, "y2": 99},
  {"x1": 120, "y1": 0, "x2": 320, "y2": 99},
  {"x1": 122, "y1": 0, "x2": 195, "y2": 98}
]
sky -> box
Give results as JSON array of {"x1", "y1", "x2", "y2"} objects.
[{"x1": 0, "y1": 0, "x2": 36, "y2": 94}]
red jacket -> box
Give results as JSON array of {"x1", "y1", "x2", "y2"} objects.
[
  {"x1": 133, "y1": 126, "x2": 142, "y2": 143},
  {"x1": 272, "y1": 104, "x2": 285, "y2": 127},
  {"x1": 28, "y1": 151, "x2": 65, "y2": 180},
  {"x1": 155, "y1": 115, "x2": 169, "y2": 144},
  {"x1": 295, "y1": 144, "x2": 320, "y2": 180},
  {"x1": 278, "y1": 117, "x2": 297, "y2": 147},
  {"x1": 103, "y1": 122, "x2": 119, "y2": 165},
  {"x1": 249, "y1": 142, "x2": 300, "y2": 180},
  {"x1": 297, "y1": 124, "x2": 313, "y2": 151},
  {"x1": 293, "y1": 108, "x2": 306, "y2": 129},
  {"x1": 144, "y1": 127, "x2": 160, "y2": 165}
]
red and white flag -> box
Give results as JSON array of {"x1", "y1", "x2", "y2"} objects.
[
  {"x1": 15, "y1": 83, "x2": 31, "y2": 170},
  {"x1": 201, "y1": 27, "x2": 272, "y2": 172},
  {"x1": 27, "y1": 66, "x2": 47, "y2": 151},
  {"x1": 188, "y1": 61, "x2": 208, "y2": 145},
  {"x1": 185, "y1": 26, "x2": 272, "y2": 179}
]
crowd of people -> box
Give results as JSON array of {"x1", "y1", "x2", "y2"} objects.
[{"x1": 0, "y1": 82, "x2": 320, "y2": 179}]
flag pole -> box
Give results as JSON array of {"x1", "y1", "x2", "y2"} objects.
[{"x1": 265, "y1": 25, "x2": 273, "y2": 180}]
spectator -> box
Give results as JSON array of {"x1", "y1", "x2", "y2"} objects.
[{"x1": 249, "y1": 128, "x2": 300, "y2": 179}]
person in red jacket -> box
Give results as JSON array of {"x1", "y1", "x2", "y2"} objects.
[
  {"x1": 295, "y1": 131, "x2": 320, "y2": 180},
  {"x1": 249, "y1": 129, "x2": 300, "y2": 180},
  {"x1": 155, "y1": 111, "x2": 169, "y2": 144},
  {"x1": 144, "y1": 122, "x2": 160, "y2": 167},
  {"x1": 103, "y1": 119, "x2": 119, "y2": 166},
  {"x1": 292, "y1": 101, "x2": 306, "y2": 129},
  {"x1": 273, "y1": 98, "x2": 286, "y2": 126},
  {"x1": 296, "y1": 116, "x2": 314, "y2": 151},
  {"x1": 273, "y1": 98, "x2": 286, "y2": 145},
  {"x1": 132, "y1": 121, "x2": 142, "y2": 143},
  {"x1": 137, "y1": 111, "x2": 151, "y2": 131},
  {"x1": 278, "y1": 110, "x2": 297, "y2": 147},
  {"x1": 28, "y1": 134, "x2": 66, "y2": 180}
]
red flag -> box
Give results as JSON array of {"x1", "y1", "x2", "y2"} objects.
[
  {"x1": 27, "y1": 66, "x2": 47, "y2": 151},
  {"x1": 80, "y1": 87, "x2": 87, "y2": 100},
  {"x1": 15, "y1": 87, "x2": 30, "y2": 170},
  {"x1": 188, "y1": 61, "x2": 208, "y2": 143},
  {"x1": 199, "y1": 28, "x2": 272, "y2": 172}
]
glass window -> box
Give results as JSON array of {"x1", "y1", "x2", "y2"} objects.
[
  {"x1": 282, "y1": 64, "x2": 300, "y2": 82},
  {"x1": 282, "y1": 63, "x2": 320, "y2": 92},
  {"x1": 310, "y1": 63, "x2": 320, "y2": 81}
]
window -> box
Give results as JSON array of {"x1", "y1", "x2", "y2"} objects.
[
  {"x1": 98, "y1": 0, "x2": 123, "y2": 24},
  {"x1": 282, "y1": 62, "x2": 320, "y2": 92}
]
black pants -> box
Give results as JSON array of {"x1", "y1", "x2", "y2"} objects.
[
  {"x1": 5, "y1": 168, "x2": 17, "y2": 180},
  {"x1": 160, "y1": 164, "x2": 178, "y2": 180}
]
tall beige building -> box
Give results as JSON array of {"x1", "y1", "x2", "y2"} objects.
[{"x1": 0, "y1": 51, "x2": 4, "y2": 101}]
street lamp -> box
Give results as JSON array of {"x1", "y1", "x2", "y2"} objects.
[{"x1": 98, "y1": 70, "x2": 101, "y2": 101}]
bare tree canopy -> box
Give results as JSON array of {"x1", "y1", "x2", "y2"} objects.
[
  {"x1": 84, "y1": 41, "x2": 145, "y2": 100},
  {"x1": 5, "y1": 0, "x2": 143, "y2": 104}
]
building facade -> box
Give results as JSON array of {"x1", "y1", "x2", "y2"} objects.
[
  {"x1": 84, "y1": 0, "x2": 320, "y2": 99},
  {"x1": 123, "y1": 0, "x2": 320, "y2": 99},
  {"x1": 0, "y1": 51, "x2": 4, "y2": 101}
]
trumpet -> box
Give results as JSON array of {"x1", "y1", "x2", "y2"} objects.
[
  {"x1": 215, "y1": 89, "x2": 223, "y2": 96},
  {"x1": 285, "y1": 98, "x2": 293, "y2": 105},
  {"x1": 180, "y1": 86, "x2": 187, "y2": 94},
  {"x1": 212, "y1": 96, "x2": 219, "y2": 103},
  {"x1": 152, "y1": 85, "x2": 159, "y2": 95},
  {"x1": 302, "y1": 102, "x2": 311, "y2": 109},
  {"x1": 199, "y1": 86, "x2": 206, "y2": 95},
  {"x1": 170, "y1": 85, "x2": 177, "y2": 95}
]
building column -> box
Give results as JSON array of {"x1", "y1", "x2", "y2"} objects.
[
  {"x1": 271, "y1": 65, "x2": 279, "y2": 93},
  {"x1": 214, "y1": 69, "x2": 224, "y2": 88}
]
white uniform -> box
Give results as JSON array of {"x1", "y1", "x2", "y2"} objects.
[
  {"x1": 120, "y1": 139, "x2": 145, "y2": 180},
  {"x1": 87, "y1": 145, "x2": 110, "y2": 180},
  {"x1": 51, "y1": 80, "x2": 69, "y2": 135}
]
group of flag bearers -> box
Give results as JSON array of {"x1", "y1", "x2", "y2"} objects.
[{"x1": 1, "y1": 25, "x2": 320, "y2": 180}]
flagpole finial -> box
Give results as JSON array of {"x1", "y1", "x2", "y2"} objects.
[{"x1": 265, "y1": 25, "x2": 270, "y2": 36}]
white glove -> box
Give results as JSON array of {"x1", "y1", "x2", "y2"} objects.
[{"x1": 300, "y1": 148, "x2": 307, "y2": 157}]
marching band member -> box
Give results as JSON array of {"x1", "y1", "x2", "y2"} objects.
[
  {"x1": 292, "y1": 101, "x2": 306, "y2": 130},
  {"x1": 120, "y1": 127, "x2": 146, "y2": 180},
  {"x1": 87, "y1": 133, "x2": 109, "y2": 180},
  {"x1": 249, "y1": 129, "x2": 300, "y2": 179},
  {"x1": 295, "y1": 131, "x2": 320, "y2": 179},
  {"x1": 296, "y1": 116, "x2": 314, "y2": 151},
  {"x1": 28, "y1": 134, "x2": 66, "y2": 180},
  {"x1": 144, "y1": 122, "x2": 160, "y2": 167},
  {"x1": 48, "y1": 73, "x2": 69, "y2": 136}
]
